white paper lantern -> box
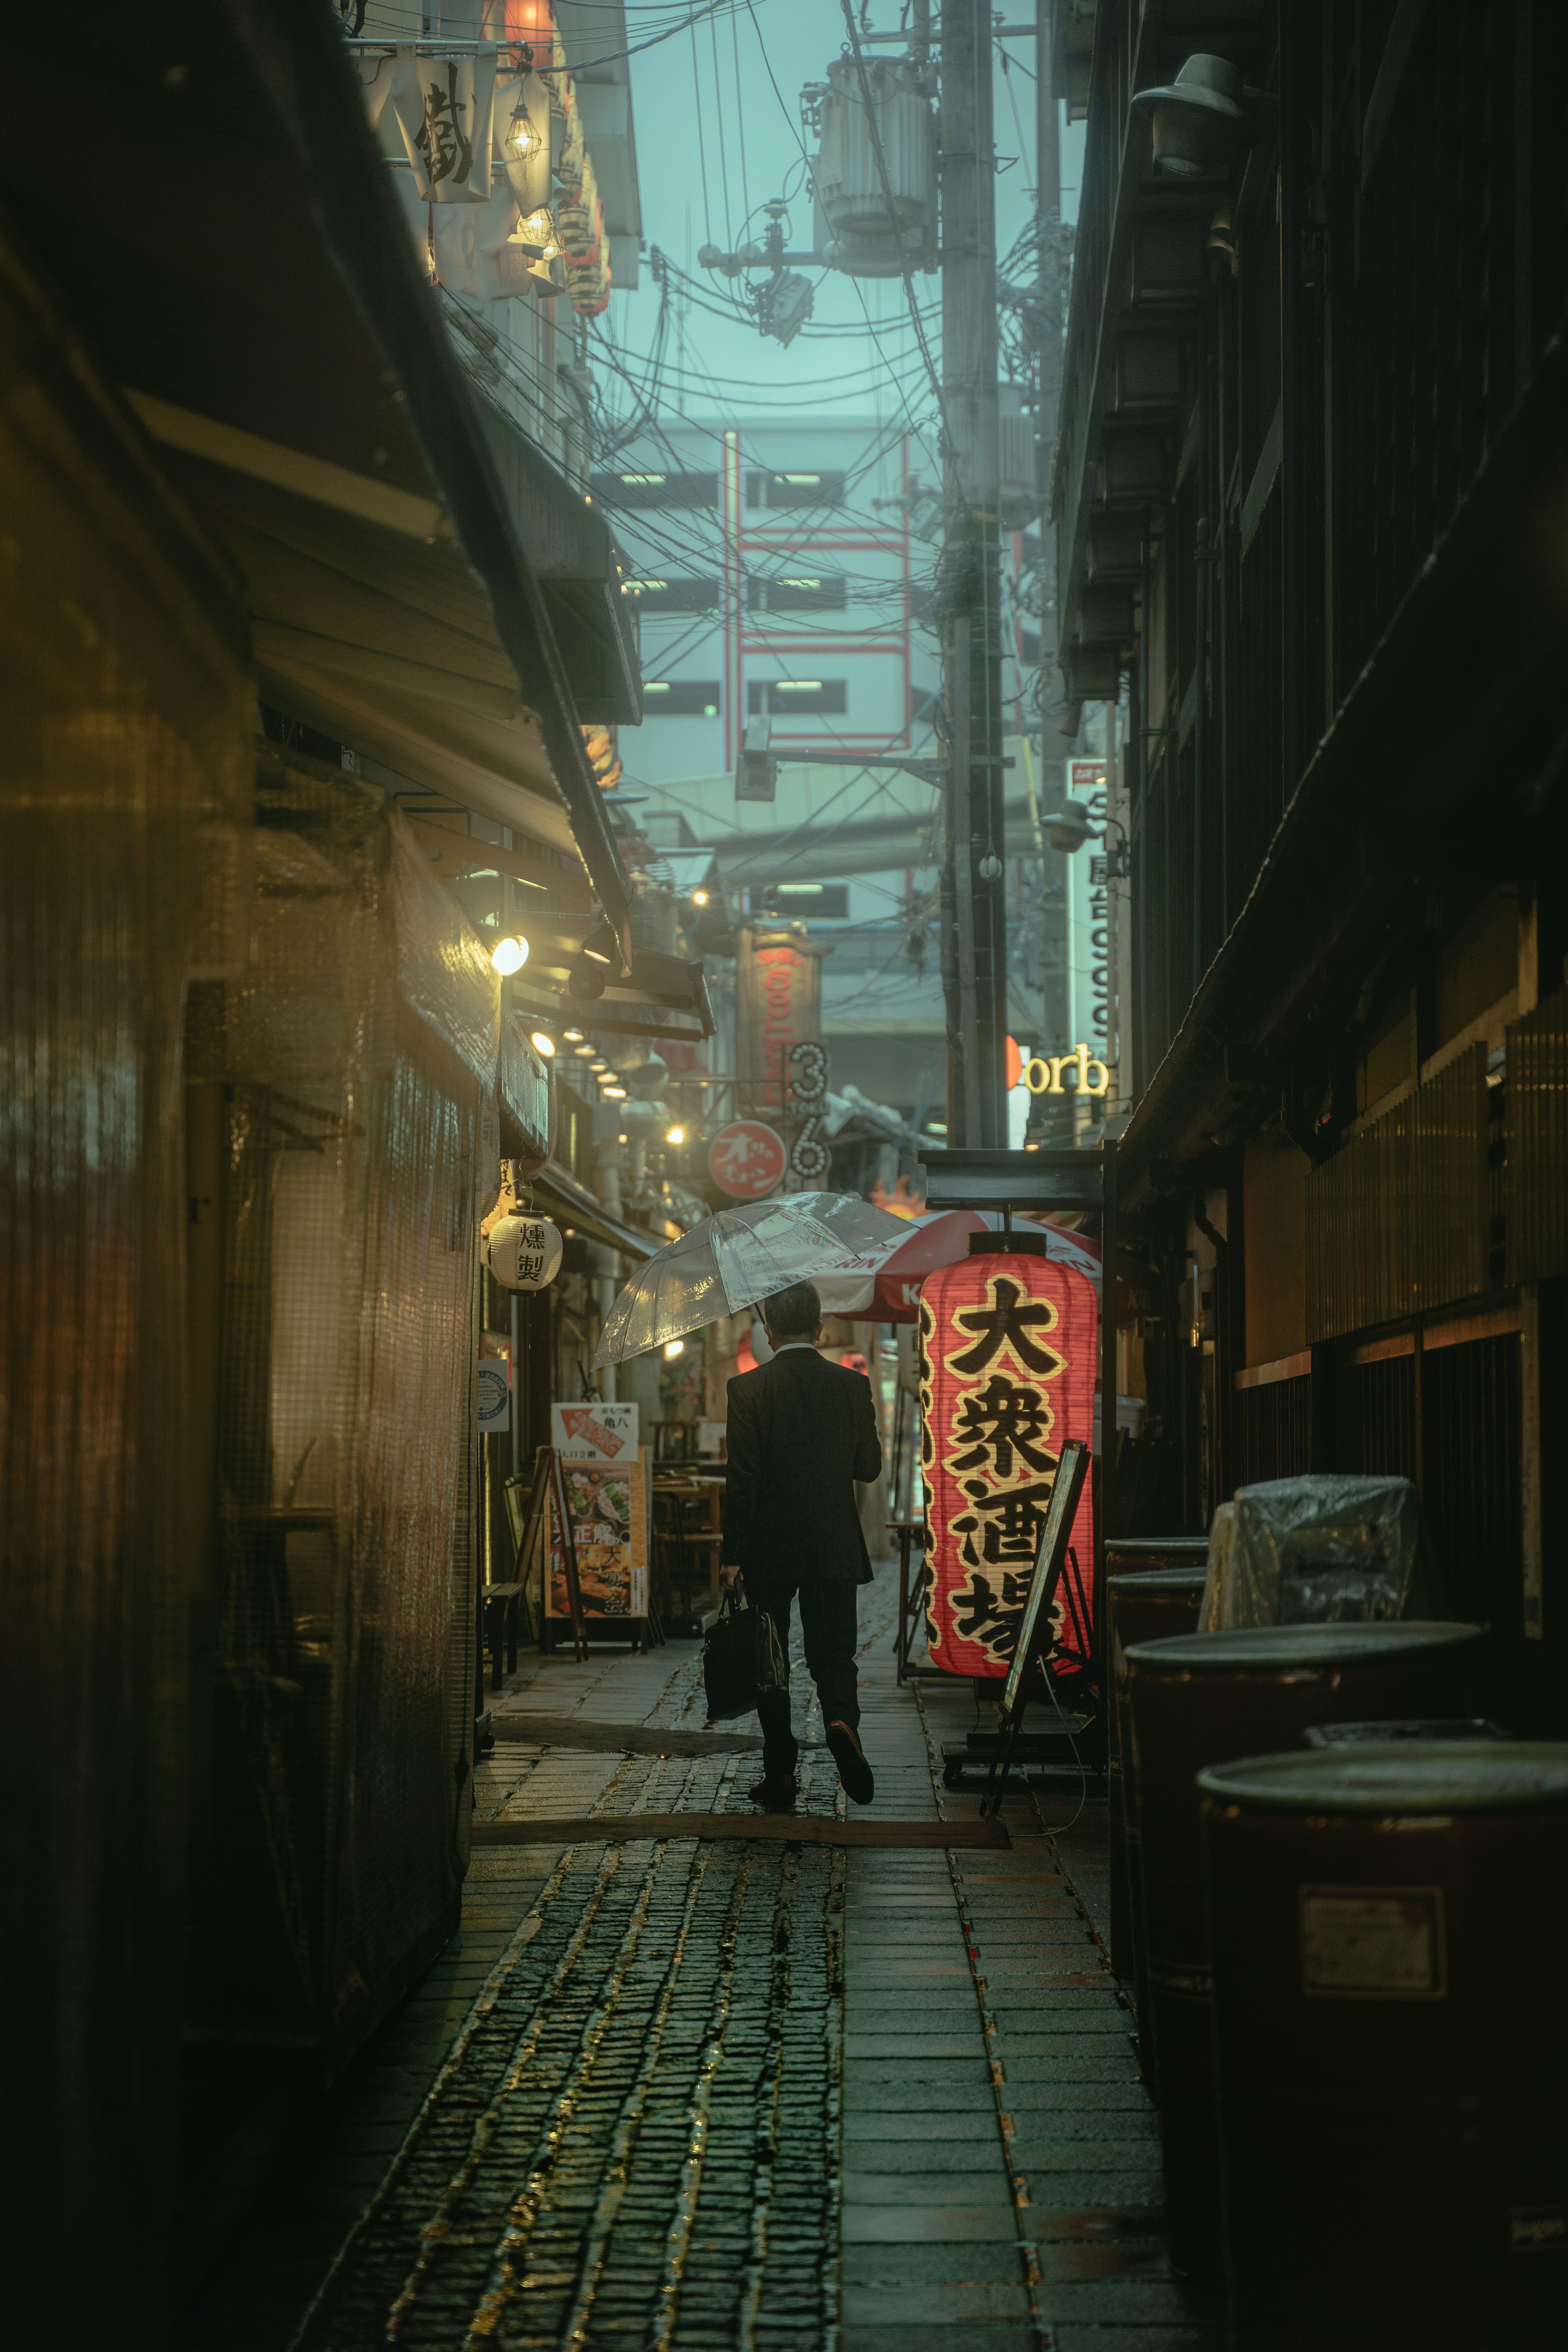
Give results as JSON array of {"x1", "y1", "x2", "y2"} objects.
[{"x1": 485, "y1": 1213, "x2": 564, "y2": 1292}]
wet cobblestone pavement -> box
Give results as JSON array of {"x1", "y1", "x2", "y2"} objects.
[{"x1": 178, "y1": 1566, "x2": 1223, "y2": 2350}]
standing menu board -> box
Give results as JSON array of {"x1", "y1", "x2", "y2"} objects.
[{"x1": 548, "y1": 1403, "x2": 648, "y2": 1619}]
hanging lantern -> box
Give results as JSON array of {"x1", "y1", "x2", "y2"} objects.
[
  {"x1": 499, "y1": 68, "x2": 552, "y2": 214},
  {"x1": 485, "y1": 1211, "x2": 563, "y2": 1292},
  {"x1": 516, "y1": 205, "x2": 562, "y2": 260},
  {"x1": 918, "y1": 1240, "x2": 1098, "y2": 1681}
]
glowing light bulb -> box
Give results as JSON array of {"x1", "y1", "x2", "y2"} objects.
[
  {"x1": 563, "y1": 1029, "x2": 584, "y2": 1042},
  {"x1": 692, "y1": 889, "x2": 709, "y2": 907},
  {"x1": 490, "y1": 933, "x2": 528, "y2": 976},
  {"x1": 666, "y1": 1126, "x2": 685, "y2": 1146},
  {"x1": 664, "y1": 1340, "x2": 685, "y2": 1359},
  {"x1": 506, "y1": 102, "x2": 541, "y2": 161},
  {"x1": 602, "y1": 1085, "x2": 627, "y2": 1100},
  {"x1": 530, "y1": 1030, "x2": 556, "y2": 1056},
  {"x1": 519, "y1": 206, "x2": 561, "y2": 260}
]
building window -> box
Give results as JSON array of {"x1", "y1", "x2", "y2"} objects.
[
  {"x1": 762, "y1": 882, "x2": 850, "y2": 919},
  {"x1": 591, "y1": 470, "x2": 718, "y2": 509},
  {"x1": 624, "y1": 576, "x2": 722, "y2": 612},
  {"x1": 747, "y1": 574, "x2": 849, "y2": 612},
  {"x1": 746, "y1": 679, "x2": 848, "y2": 716},
  {"x1": 641, "y1": 680, "x2": 722, "y2": 716},
  {"x1": 746, "y1": 470, "x2": 846, "y2": 510}
]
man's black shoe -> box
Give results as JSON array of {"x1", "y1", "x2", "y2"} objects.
[
  {"x1": 748, "y1": 1774, "x2": 798, "y2": 1810},
  {"x1": 826, "y1": 1720, "x2": 875, "y2": 1806}
]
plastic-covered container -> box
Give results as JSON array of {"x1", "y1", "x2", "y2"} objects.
[
  {"x1": 1125, "y1": 1623, "x2": 1486, "y2": 2282},
  {"x1": 1201, "y1": 1744, "x2": 1568, "y2": 2347},
  {"x1": 1106, "y1": 1570, "x2": 1207, "y2": 2002},
  {"x1": 1198, "y1": 1474, "x2": 1425, "y2": 1628}
]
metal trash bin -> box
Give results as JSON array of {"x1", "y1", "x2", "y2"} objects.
[
  {"x1": 1201, "y1": 1743, "x2": 1568, "y2": 2348},
  {"x1": 1107, "y1": 1570, "x2": 1207, "y2": 2006},
  {"x1": 1125, "y1": 1622, "x2": 1486, "y2": 2282},
  {"x1": 1303, "y1": 1717, "x2": 1505, "y2": 1748}
]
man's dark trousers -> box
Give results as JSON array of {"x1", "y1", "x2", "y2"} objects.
[{"x1": 747, "y1": 1550, "x2": 860, "y2": 1782}]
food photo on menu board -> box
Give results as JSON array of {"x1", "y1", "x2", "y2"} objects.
[{"x1": 548, "y1": 1403, "x2": 649, "y2": 1619}]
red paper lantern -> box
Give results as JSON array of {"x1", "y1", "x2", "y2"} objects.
[{"x1": 918, "y1": 1247, "x2": 1098, "y2": 1681}]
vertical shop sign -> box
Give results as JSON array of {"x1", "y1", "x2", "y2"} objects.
[
  {"x1": 736, "y1": 923, "x2": 826, "y2": 1185},
  {"x1": 918, "y1": 1250, "x2": 1098, "y2": 1679},
  {"x1": 1067, "y1": 758, "x2": 1109, "y2": 1068}
]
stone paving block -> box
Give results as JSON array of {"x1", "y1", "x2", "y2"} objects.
[
  {"x1": 840, "y1": 2207, "x2": 1022, "y2": 2244},
  {"x1": 844, "y1": 2112, "x2": 1003, "y2": 2143},
  {"x1": 840, "y1": 2081, "x2": 997, "y2": 2113},
  {"x1": 1047, "y1": 2332, "x2": 1212, "y2": 2351},
  {"x1": 839, "y1": 2243, "x2": 1025, "y2": 2285},
  {"x1": 842, "y1": 2036, "x2": 988, "y2": 2060},
  {"x1": 842, "y1": 2167, "x2": 1012, "y2": 2201},
  {"x1": 839, "y1": 2281, "x2": 1032, "y2": 2323},
  {"x1": 838, "y1": 2329, "x2": 1037, "y2": 2349}
]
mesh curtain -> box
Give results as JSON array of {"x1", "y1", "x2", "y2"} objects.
[
  {"x1": 0, "y1": 228, "x2": 252, "y2": 2341},
  {"x1": 187, "y1": 759, "x2": 494, "y2": 2065}
]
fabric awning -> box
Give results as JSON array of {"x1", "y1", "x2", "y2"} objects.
[{"x1": 1, "y1": 4, "x2": 635, "y2": 961}]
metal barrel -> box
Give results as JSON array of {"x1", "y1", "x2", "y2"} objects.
[
  {"x1": 1106, "y1": 1570, "x2": 1208, "y2": 2014},
  {"x1": 1303, "y1": 1716, "x2": 1506, "y2": 1748},
  {"x1": 1125, "y1": 1623, "x2": 1486, "y2": 2284},
  {"x1": 1201, "y1": 1744, "x2": 1568, "y2": 2349},
  {"x1": 1105, "y1": 1537, "x2": 1211, "y2": 1569}
]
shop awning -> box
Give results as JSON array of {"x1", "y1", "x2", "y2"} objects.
[
  {"x1": 1, "y1": 4, "x2": 635, "y2": 961},
  {"x1": 530, "y1": 1163, "x2": 664, "y2": 1263}
]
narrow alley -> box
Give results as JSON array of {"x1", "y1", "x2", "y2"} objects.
[{"x1": 178, "y1": 1567, "x2": 1213, "y2": 2352}]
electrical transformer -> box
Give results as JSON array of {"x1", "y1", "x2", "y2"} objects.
[{"x1": 808, "y1": 58, "x2": 936, "y2": 278}]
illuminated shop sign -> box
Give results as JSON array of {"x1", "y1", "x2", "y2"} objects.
[
  {"x1": 1019, "y1": 1045, "x2": 1112, "y2": 1096},
  {"x1": 918, "y1": 1249, "x2": 1098, "y2": 1681}
]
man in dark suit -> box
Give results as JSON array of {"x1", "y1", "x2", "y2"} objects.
[{"x1": 720, "y1": 1279, "x2": 883, "y2": 1807}]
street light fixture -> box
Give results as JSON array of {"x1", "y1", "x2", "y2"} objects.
[{"x1": 1131, "y1": 53, "x2": 1249, "y2": 179}]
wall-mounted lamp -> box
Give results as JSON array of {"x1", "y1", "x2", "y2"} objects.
[
  {"x1": 1045, "y1": 799, "x2": 1096, "y2": 855},
  {"x1": 1131, "y1": 53, "x2": 1249, "y2": 178},
  {"x1": 490, "y1": 933, "x2": 529, "y2": 976},
  {"x1": 602, "y1": 1085, "x2": 627, "y2": 1100},
  {"x1": 530, "y1": 1029, "x2": 556, "y2": 1057}
]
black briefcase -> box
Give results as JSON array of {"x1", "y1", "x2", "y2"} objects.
[{"x1": 703, "y1": 1586, "x2": 788, "y2": 1724}]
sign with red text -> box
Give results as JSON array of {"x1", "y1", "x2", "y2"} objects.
[
  {"x1": 736, "y1": 924, "x2": 824, "y2": 1129},
  {"x1": 708, "y1": 1119, "x2": 786, "y2": 1200},
  {"x1": 918, "y1": 1250, "x2": 1098, "y2": 1681}
]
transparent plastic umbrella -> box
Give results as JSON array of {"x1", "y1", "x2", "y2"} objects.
[{"x1": 592, "y1": 1192, "x2": 913, "y2": 1365}]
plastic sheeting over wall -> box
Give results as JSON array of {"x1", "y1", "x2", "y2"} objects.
[
  {"x1": 0, "y1": 233, "x2": 253, "y2": 2343},
  {"x1": 185, "y1": 755, "x2": 493, "y2": 2071}
]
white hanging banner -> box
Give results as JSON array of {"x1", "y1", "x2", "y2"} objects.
[
  {"x1": 388, "y1": 48, "x2": 499, "y2": 202},
  {"x1": 431, "y1": 182, "x2": 522, "y2": 297}
]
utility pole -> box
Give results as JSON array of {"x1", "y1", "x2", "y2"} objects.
[
  {"x1": 939, "y1": 0, "x2": 1007, "y2": 1149},
  {"x1": 1034, "y1": 0, "x2": 1071, "y2": 1068}
]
